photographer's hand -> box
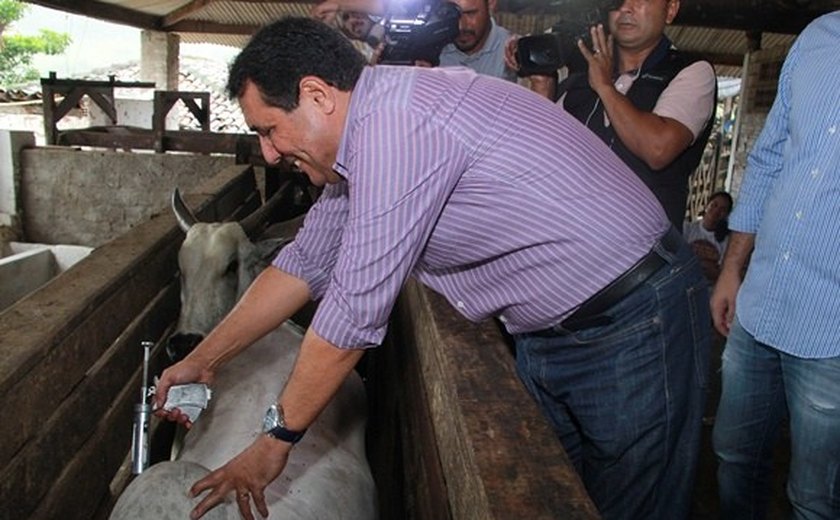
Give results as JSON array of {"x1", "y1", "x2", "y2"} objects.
[
  {"x1": 503, "y1": 35, "x2": 520, "y2": 71},
  {"x1": 578, "y1": 24, "x2": 614, "y2": 96},
  {"x1": 505, "y1": 34, "x2": 556, "y2": 100}
]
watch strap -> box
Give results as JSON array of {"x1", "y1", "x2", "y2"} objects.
[{"x1": 265, "y1": 424, "x2": 306, "y2": 444}]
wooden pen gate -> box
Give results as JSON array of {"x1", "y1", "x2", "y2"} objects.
[{"x1": 0, "y1": 163, "x2": 597, "y2": 519}]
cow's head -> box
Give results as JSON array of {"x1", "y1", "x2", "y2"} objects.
[{"x1": 167, "y1": 188, "x2": 297, "y2": 362}]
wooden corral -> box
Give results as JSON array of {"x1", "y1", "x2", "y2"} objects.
[
  {"x1": 0, "y1": 164, "x2": 267, "y2": 519},
  {"x1": 0, "y1": 163, "x2": 597, "y2": 519}
]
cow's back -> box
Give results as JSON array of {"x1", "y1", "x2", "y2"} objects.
[{"x1": 111, "y1": 323, "x2": 376, "y2": 519}]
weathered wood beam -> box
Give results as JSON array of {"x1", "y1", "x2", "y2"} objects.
[
  {"x1": 673, "y1": 6, "x2": 825, "y2": 34},
  {"x1": 23, "y1": 0, "x2": 161, "y2": 30},
  {"x1": 162, "y1": 0, "x2": 214, "y2": 27},
  {"x1": 496, "y1": 0, "x2": 834, "y2": 35}
]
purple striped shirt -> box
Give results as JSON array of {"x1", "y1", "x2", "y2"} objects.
[{"x1": 273, "y1": 65, "x2": 669, "y2": 348}]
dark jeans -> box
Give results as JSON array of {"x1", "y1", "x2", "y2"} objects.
[
  {"x1": 514, "y1": 238, "x2": 710, "y2": 519},
  {"x1": 713, "y1": 318, "x2": 840, "y2": 520}
]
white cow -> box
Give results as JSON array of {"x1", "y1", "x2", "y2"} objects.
[{"x1": 110, "y1": 189, "x2": 377, "y2": 520}]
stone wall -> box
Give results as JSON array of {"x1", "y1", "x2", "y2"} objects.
[{"x1": 20, "y1": 147, "x2": 235, "y2": 247}]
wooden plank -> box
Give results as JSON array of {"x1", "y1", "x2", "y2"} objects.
[
  {"x1": 366, "y1": 306, "x2": 452, "y2": 520},
  {"x1": 0, "y1": 166, "x2": 259, "y2": 518},
  {"x1": 30, "y1": 356, "x2": 157, "y2": 520},
  {"x1": 0, "y1": 164, "x2": 258, "y2": 499},
  {"x1": 0, "y1": 283, "x2": 177, "y2": 519},
  {"x1": 399, "y1": 280, "x2": 600, "y2": 519},
  {"x1": 0, "y1": 211, "x2": 182, "y2": 468}
]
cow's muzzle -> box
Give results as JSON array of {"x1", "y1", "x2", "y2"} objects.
[{"x1": 166, "y1": 333, "x2": 204, "y2": 363}]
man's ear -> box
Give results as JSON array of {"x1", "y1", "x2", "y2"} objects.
[
  {"x1": 299, "y1": 76, "x2": 337, "y2": 114},
  {"x1": 665, "y1": 0, "x2": 680, "y2": 24}
]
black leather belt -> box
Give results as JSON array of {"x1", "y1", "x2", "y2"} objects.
[{"x1": 558, "y1": 226, "x2": 682, "y2": 332}]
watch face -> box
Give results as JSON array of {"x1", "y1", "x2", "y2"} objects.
[{"x1": 262, "y1": 405, "x2": 278, "y2": 432}]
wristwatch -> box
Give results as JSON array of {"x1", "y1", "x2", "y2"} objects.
[{"x1": 262, "y1": 404, "x2": 306, "y2": 444}]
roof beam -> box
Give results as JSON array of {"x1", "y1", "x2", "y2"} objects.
[
  {"x1": 162, "y1": 0, "x2": 214, "y2": 27},
  {"x1": 167, "y1": 19, "x2": 261, "y2": 35},
  {"x1": 24, "y1": 0, "x2": 161, "y2": 30}
]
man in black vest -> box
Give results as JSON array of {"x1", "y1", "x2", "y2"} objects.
[{"x1": 506, "y1": 0, "x2": 716, "y2": 229}]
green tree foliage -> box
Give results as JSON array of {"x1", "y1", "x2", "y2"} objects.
[{"x1": 1, "y1": 0, "x2": 71, "y2": 87}]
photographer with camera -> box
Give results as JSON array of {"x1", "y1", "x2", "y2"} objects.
[
  {"x1": 438, "y1": 0, "x2": 517, "y2": 81},
  {"x1": 505, "y1": 0, "x2": 716, "y2": 230}
]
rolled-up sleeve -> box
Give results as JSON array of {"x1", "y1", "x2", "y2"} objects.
[{"x1": 272, "y1": 182, "x2": 349, "y2": 299}]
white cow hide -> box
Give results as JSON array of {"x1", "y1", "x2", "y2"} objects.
[{"x1": 111, "y1": 216, "x2": 377, "y2": 520}]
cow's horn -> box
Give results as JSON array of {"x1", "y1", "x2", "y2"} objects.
[
  {"x1": 240, "y1": 179, "x2": 294, "y2": 238},
  {"x1": 172, "y1": 188, "x2": 198, "y2": 232}
]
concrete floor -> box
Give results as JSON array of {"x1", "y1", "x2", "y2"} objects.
[{"x1": 689, "y1": 332, "x2": 792, "y2": 520}]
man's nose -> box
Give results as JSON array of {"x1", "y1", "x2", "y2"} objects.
[{"x1": 258, "y1": 135, "x2": 282, "y2": 164}]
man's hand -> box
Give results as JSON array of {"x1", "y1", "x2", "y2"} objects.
[
  {"x1": 189, "y1": 436, "x2": 292, "y2": 520},
  {"x1": 503, "y1": 34, "x2": 520, "y2": 71},
  {"x1": 578, "y1": 24, "x2": 614, "y2": 96},
  {"x1": 153, "y1": 357, "x2": 215, "y2": 428},
  {"x1": 710, "y1": 268, "x2": 740, "y2": 336},
  {"x1": 710, "y1": 231, "x2": 754, "y2": 337}
]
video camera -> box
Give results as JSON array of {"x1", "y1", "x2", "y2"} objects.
[
  {"x1": 515, "y1": 1, "x2": 619, "y2": 76},
  {"x1": 372, "y1": 0, "x2": 461, "y2": 66}
]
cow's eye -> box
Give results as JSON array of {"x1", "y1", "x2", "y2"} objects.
[{"x1": 226, "y1": 260, "x2": 239, "y2": 276}]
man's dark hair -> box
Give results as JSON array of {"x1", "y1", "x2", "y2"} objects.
[
  {"x1": 707, "y1": 191, "x2": 734, "y2": 243},
  {"x1": 227, "y1": 17, "x2": 367, "y2": 111}
]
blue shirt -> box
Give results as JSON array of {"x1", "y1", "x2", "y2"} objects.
[
  {"x1": 273, "y1": 66, "x2": 668, "y2": 348},
  {"x1": 730, "y1": 11, "x2": 840, "y2": 358},
  {"x1": 439, "y1": 19, "x2": 517, "y2": 82}
]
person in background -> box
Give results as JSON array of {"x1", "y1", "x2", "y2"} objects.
[
  {"x1": 311, "y1": 0, "x2": 383, "y2": 62},
  {"x1": 155, "y1": 17, "x2": 710, "y2": 520},
  {"x1": 438, "y1": 0, "x2": 517, "y2": 81},
  {"x1": 683, "y1": 190, "x2": 732, "y2": 283},
  {"x1": 710, "y1": 10, "x2": 840, "y2": 520},
  {"x1": 505, "y1": 0, "x2": 717, "y2": 229}
]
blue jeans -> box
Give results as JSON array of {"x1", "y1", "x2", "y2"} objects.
[
  {"x1": 713, "y1": 319, "x2": 840, "y2": 520},
  {"x1": 514, "y1": 238, "x2": 710, "y2": 519}
]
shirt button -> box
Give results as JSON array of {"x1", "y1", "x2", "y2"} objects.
[
  {"x1": 811, "y1": 168, "x2": 820, "y2": 178},
  {"x1": 456, "y1": 301, "x2": 466, "y2": 310},
  {"x1": 795, "y1": 210, "x2": 803, "y2": 220},
  {"x1": 829, "y1": 125, "x2": 837, "y2": 134},
  {"x1": 783, "y1": 251, "x2": 791, "y2": 261},
  {"x1": 498, "y1": 315, "x2": 507, "y2": 323}
]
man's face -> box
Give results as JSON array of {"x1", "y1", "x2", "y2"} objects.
[
  {"x1": 339, "y1": 10, "x2": 374, "y2": 40},
  {"x1": 608, "y1": 0, "x2": 679, "y2": 52},
  {"x1": 239, "y1": 81, "x2": 342, "y2": 187},
  {"x1": 703, "y1": 195, "x2": 732, "y2": 228},
  {"x1": 451, "y1": 0, "x2": 493, "y2": 54}
]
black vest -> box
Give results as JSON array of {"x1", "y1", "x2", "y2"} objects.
[{"x1": 559, "y1": 38, "x2": 716, "y2": 229}]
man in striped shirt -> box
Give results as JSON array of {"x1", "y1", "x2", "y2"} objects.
[
  {"x1": 711, "y1": 11, "x2": 840, "y2": 519},
  {"x1": 156, "y1": 17, "x2": 710, "y2": 520}
]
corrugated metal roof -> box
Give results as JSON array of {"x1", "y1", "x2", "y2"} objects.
[{"x1": 23, "y1": 0, "x2": 828, "y2": 76}]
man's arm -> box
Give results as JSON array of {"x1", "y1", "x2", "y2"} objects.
[
  {"x1": 580, "y1": 29, "x2": 714, "y2": 170},
  {"x1": 593, "y1": 86, "x2": 694, "y2": 170},
  {"x1": 710, "y1": 231, "x2": 755, "y2": 336},
  {"x1": 187, "y1": 329, "x2": 365, "y2": 520},
  {"x1": 153, "y1": 267, "x2": 311, "y2": 417}
]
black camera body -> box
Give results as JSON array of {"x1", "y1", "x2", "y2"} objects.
[
  {"x1": 377, "y1": 0, "x2": 461, "y2": 66},
  {"x1": 516, "y1": 2, "x2": 616, "y2": 76}
]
